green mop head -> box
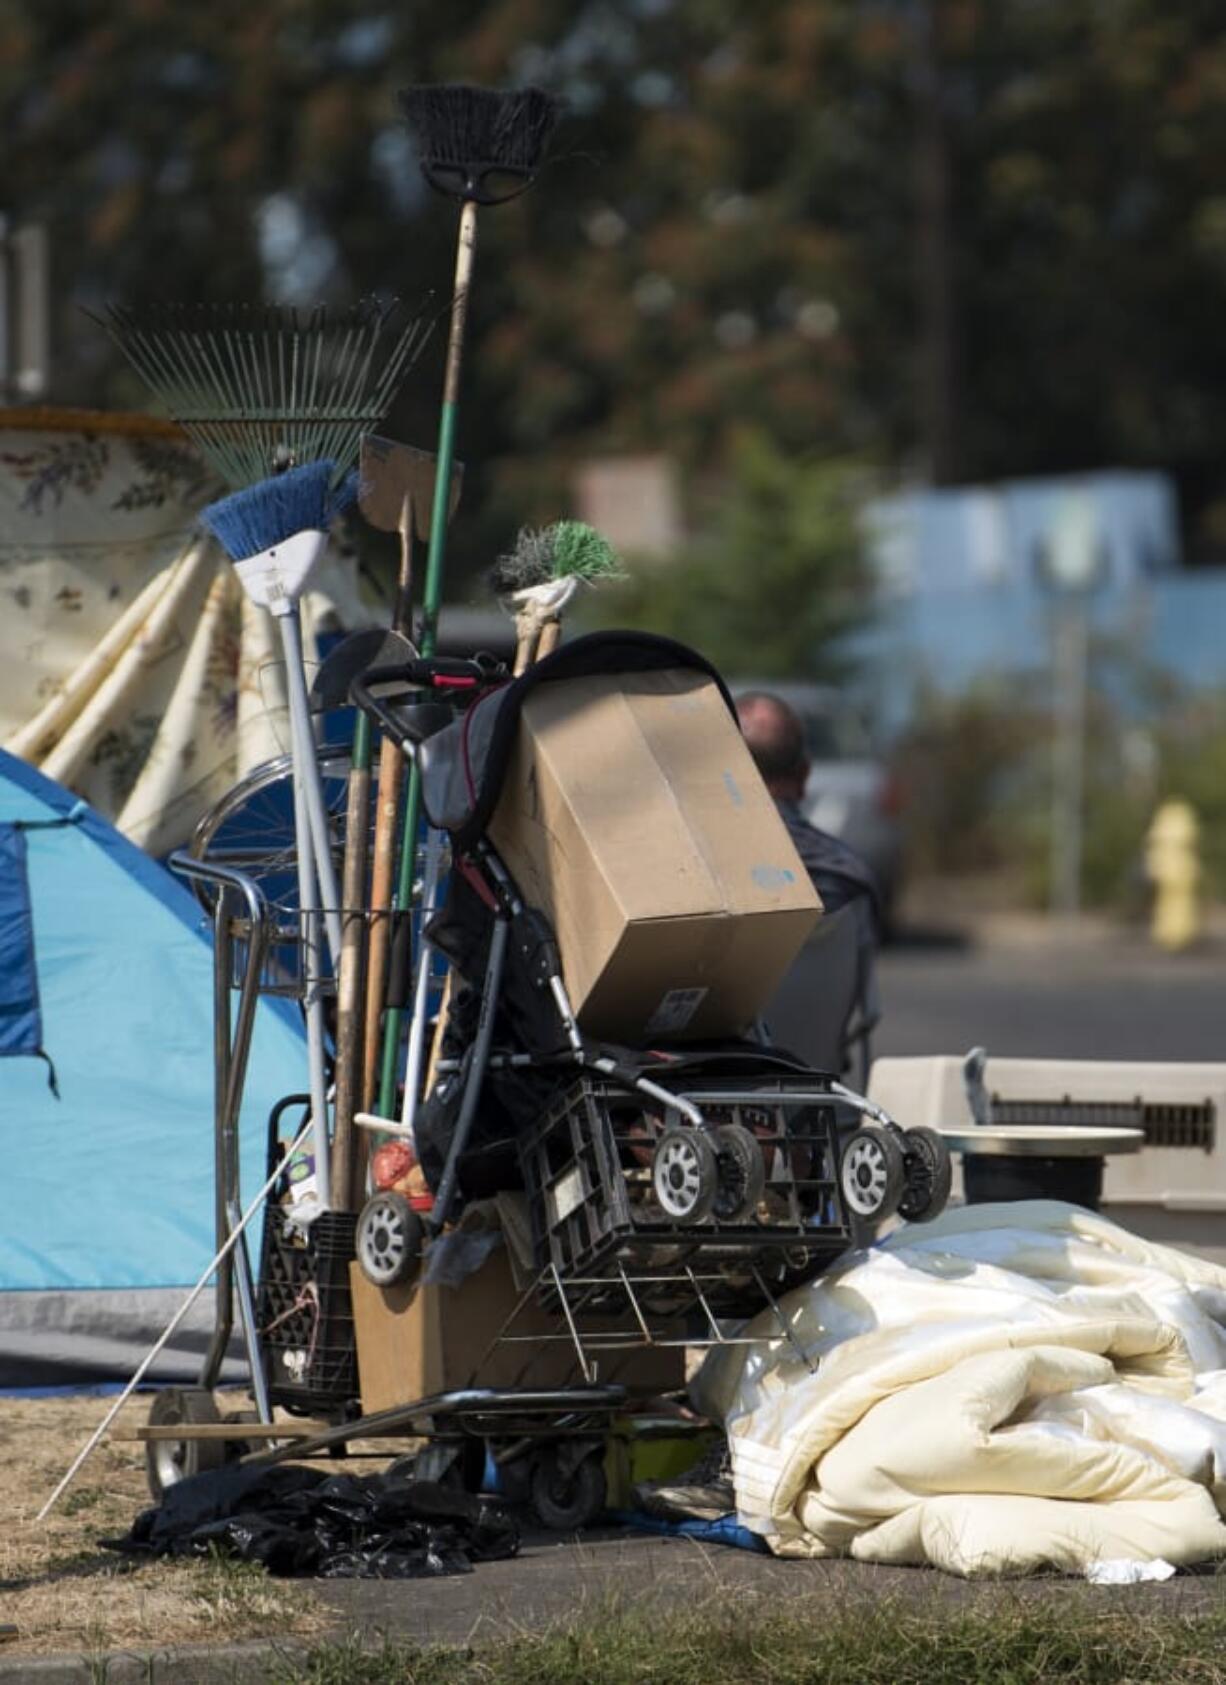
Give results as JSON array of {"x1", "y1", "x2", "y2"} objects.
[
  {"x1": 549, "y1": 520, "x2": 625, "y2": 582},
  {"x1": 489, "y1": 520, "x2": 624, "y2": 599}
]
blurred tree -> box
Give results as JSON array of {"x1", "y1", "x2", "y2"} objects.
[
  {"x1": 8, "y1": 0, "x2": 1226, "y2": 601},
  {"x1": 581, "y1": 428, "x2": 870, "y2": 678}
]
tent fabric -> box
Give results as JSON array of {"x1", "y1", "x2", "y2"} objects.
[
  {"x1": 0, "y1": 747, "x2": 307, "y2": 1384},
  {"x1": 692, "y1": 1200, "x2": 1226, "y2": 1577},
  {"x1": 0, "y1": 408, "x2": 367, "y2": 855}
]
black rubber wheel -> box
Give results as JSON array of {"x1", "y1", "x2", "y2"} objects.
[
  {"x1": 898, "y1": 1126, "x2": 954, "y2": 1223},
  {"x1": 529, "y1": 1446, "x2": 607, "y2": 1531},
  {"x1": 221, "y1": 1405, "x2": 261, "y2": 1465},
  {"x1": 839, "y1": 1127, "x2": 906, "y2": 1222},
  {"x1": 145, "y1": 1387, "x2": 225, "y2": 1500},
  {"x1": 651, "y1": 1126, "x2": 718, "y2": 1225},
  {"x1": 357, "y1": 1191, "x2": 424, "y2": 1288},
  {"x1": 711, "y1": 1122, "x2": 766, "y2": 1223}
]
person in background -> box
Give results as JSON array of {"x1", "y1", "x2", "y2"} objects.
[{"x1": 735, "y1": 690, "x2": 881, "y2": 1080}]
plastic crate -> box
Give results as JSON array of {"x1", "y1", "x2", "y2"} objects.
[
  {"x1": 256, "y1": 1204, "x2": 359, "y2": 1414},
  {"x1": 518, "y1": 1073, "x2": 852, "y2": 1318}
]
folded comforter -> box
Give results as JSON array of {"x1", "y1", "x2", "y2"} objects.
[{"x1": 691, "y1": 1201, "x2": 1226, "y2": 1576}]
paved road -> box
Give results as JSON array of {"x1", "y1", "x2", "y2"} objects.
[{"x1": 875, "y1": 926, "x2": 1226, "y2": 1063}]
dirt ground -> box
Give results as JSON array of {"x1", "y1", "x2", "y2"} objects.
[
  {"x1": 6, "y1": 1390, "x2": 1226, "y2": 1674},
  {"x1": 0, "y1": 1391, "x2": 350, "y2": 1660}
]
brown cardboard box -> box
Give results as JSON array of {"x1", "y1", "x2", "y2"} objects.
[
  {"x1": 487, "y1": 667, "x2": 822, "y2": 1043},
  {"x1": 350, "y1": 1250, "x2": 684, "y2": 1413}
]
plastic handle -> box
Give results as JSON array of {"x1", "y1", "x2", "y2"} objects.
[
  {"x1": 349, "y1": 670, "x2": 421, "y2": 749},
  {"x1": 350, "y1": 657, "x2": 498, "y2": 746}
]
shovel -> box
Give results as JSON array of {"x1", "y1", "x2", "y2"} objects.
[{"x1": 357, "y1": 438, "x2": 463, "y2": 1120}]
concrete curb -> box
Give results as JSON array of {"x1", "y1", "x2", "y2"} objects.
[{"x1": 0, "y1": 1636, "x2": 312, "y2": 1684}]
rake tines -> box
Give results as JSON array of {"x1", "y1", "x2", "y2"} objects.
[{"x1": 92, "y1": 299, "x2": 433, "y2": 489}]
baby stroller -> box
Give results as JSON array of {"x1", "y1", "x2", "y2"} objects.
[{"x1": 351, "y1": 631, "x2": 951, "y2": 1352}]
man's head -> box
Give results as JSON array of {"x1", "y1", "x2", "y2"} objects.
[{"x1": 735, "y1": 691, "x2": 809, "y2": 801}]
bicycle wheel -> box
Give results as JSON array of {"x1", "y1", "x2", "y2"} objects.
[{"x1": 187, "y1": 743, "x2": 361, "y2": 918}]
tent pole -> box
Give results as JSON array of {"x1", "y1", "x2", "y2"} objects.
[
  {"x1": 37, "y1": 1116, "x2": 312, "y2": 1520},
  {"x1": 201, "y1": 888, "x2": 236, "y2": 1388}
]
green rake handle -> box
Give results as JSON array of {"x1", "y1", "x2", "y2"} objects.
[{"x1": 377, "y1": 200, "x2": 478, "y2": 1118}]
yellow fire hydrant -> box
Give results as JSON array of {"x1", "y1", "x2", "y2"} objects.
[{"x1": 1144, "y1": 799, "x2": 1203, "y2": 951}]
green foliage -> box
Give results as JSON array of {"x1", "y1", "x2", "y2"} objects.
[
  {"x1": 892, "y1": 678, "x2": 1048, "y2": 881},
  {"x1": 10, "y1": 3, "x2": 1226, "y2": 558},
  {"x1": 583, "y1": 429, "x2": 869, "y2": 678},
  {"x1": 894, "y1": 661, "x2": 1226, "y2": 911}
]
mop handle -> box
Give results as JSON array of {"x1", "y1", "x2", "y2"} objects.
[
  {"x1": 37, "y1": 1117, "x2": 312, "y2": 1520},
  {"x1": 284, "y1": 677, "x2": 333, "y2": 1215},
  {"x1": 375, "y1": 198, "x2": 479, "y2": 1117},
  {"x1": 278, "y1": 608, "x2": 343, "y2": 966}
]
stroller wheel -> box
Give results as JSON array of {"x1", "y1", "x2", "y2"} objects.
[
  {"x1": 712, "y1": 1123, "x2": 766, "y2": 1223},
  {"x1": 839, "y1": 1127, "x2": 905, "y2": 1221},
  {"x1": 530, "y1": 1444, "x2": 607, "y2": 1531},
  {"x1": 145, "y1": 1387, "x2": 225, "y2": 1500},
  {"x1": 357, "y1": 1191, "x2": 424, "y2": 1288},
  {"x1": 652, "y1": 1126, "x2": 717, "y2": 1225},
  {"x1": 897, "y1": 1126, "x2": 953, "y2": 1223}
]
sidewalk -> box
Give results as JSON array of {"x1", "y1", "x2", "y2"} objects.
[
  {"x1": 5, "y1": 1534, "x2": 1224, "y2": 1684},
  {"x1": 894, "y1": 876, "x2": 1226, "y2": 957}
]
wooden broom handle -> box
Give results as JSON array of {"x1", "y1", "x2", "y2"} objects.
[{"x1": 360, "y1": 489, "x2": 414, "y2": 1115}]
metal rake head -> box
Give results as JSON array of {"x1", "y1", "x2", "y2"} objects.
[{"x1": 92, "y1": 299, "x2": 433, "y2": 489}]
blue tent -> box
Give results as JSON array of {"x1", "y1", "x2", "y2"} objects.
[{"x1": 0, "y1": 750, "x2": 307, "y2": 1385}]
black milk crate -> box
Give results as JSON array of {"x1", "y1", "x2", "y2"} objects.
[
  {"x1": 256, "y1": 1204, "x2": 359, "y2": 1414},
  {"x1": 518, "y1": 1073, "x2": 854, "y2": 1319}
]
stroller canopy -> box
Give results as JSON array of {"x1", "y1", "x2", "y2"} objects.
[{"x1": 420, "y1": 630, "x2": 733, "y2": 849}]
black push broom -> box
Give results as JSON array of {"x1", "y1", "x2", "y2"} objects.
[{"x1": 372, "y1": 83, "x2": 561, "y2": 1119}]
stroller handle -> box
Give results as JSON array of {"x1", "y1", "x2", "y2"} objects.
[{"x1": 350, "y1": 655, "x2": 501, "y2": 750}]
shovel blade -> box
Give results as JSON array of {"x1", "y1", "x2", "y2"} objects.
[
  {"x1": 310, "y1": 628, "x2": 417, "y2": 713},
  {"x1": 359, "y1": 435, "x2": 464, "y2": 543}
]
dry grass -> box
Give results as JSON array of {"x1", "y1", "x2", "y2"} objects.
[{"x1": 0, "y1": 1389, "x2": 332, "y2": 1660}]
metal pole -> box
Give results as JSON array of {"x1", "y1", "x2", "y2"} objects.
[
  {"x1": 37, "y1": 1116, "x2": 312, "y2": 1520},
  {"x1": 201, "y1": 889, "x2": 235, "y2": 1388},
  {"x1": 1050, "y1": 596, "x2": 1088, "y2": 917}
]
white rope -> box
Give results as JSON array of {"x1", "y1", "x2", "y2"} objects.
[{"x1": 36, "y1": 1116, "x2": 312, "y2": 1521}]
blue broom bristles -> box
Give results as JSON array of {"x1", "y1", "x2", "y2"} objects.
[{"x1": 201, "y1": 461, "x2": 357, "y2": 563}]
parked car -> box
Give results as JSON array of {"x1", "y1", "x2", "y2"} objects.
[{"x1": 728, "y1": 680, "x2": 907, "y2": 932}]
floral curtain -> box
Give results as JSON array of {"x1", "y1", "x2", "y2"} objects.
[{"x1": 0, "y1": 408, "x2": 366, "y2": 855}]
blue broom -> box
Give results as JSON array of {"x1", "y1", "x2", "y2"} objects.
[{"x1": 202, "y1": 459, "x2": 355, "y2": 1212}]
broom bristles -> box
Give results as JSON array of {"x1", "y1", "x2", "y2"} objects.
[
  {"x1": 202, "y1": 461, "x2": 356, "y2": 563},
  {"x1": 489, "y1": 520, "x2": 624, "y2": 600},
  {"x1": 549, "y1": 520, "x2": 625, "y2": 582},
  {"x1": 398, "y1": 83, "x2": 559, "y2": 177},
  {"x1": 489, "y1": 526, "x2": 555, "y2": 597}
]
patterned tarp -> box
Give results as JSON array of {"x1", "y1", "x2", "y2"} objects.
[{"x1": 0, "y1": 408, "x2": 366, "y2": 854}]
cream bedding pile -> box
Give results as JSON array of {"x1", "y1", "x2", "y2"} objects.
[{"x1": 691, "y1": 1201, "x2": 1226, "y2": 1576}]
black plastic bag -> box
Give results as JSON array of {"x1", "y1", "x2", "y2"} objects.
[{"x1": 104, "y1": 1462, "x2": 519, "y2": 1579}]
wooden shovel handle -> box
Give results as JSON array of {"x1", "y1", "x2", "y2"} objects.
[{"x1": 361, "y1": 735, "x2": 406, "y2": 1111}]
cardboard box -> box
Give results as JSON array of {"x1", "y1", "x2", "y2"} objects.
[
  {"x1": 350, "y1": 1249, "x2": 685, "y2": 1413},
  {"x1": 487, "y1": 668, "x2": 822, "y2": 1043}
]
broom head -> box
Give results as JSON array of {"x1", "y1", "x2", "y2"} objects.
[
  {"x1": 202, "y1": 460, "x2": 356, "y2": 611},
  {"x1": 490, "y1": 520, "x2": 623, "y2": 600},
  {"x1": 202, "y1": 460, "x2": 355, "y2": 562},
  {"x1": 398, "y1": 83, "x2": 560, "y2": 205}
]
